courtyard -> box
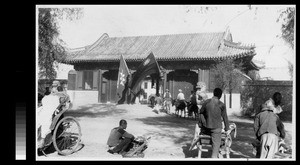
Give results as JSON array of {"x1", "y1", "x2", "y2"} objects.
[{"x1": 36, "y1": 103, "x2": 293, "y2": 160}]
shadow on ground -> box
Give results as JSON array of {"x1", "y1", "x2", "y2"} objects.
[
  {"x1": 137, "y1": 115, "x2": 257, "y2": 158},
  {"x1": 38, "y1": 143, "x2": 85, "y2": 157},
  {"x1": 64, "y1": 104, "x2": 127, "y2": 118}
]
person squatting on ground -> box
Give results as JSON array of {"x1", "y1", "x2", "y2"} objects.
[
  {"x1": 199, "y1": 88, "x2": 230, "y2": 158},
  {"x1": 107, "y1": 119, "x2": 135, "y2": 155},
  {"x1": 37, "y1": 81, "x2": 71, "y2": 148},
  {"x1": 253, "y1": 92, "x2": 286, "y2": 159},
  {"x1": 163, "y1": 89, "x2": 172, "y2": 114}
]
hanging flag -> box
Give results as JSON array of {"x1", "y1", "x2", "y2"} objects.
[
  {"x1": 116, "y1": 54, "x2": 130, "y2": 104},
  {"x1": 129, "y1": 52, "x2": 161, "y2": 95}
]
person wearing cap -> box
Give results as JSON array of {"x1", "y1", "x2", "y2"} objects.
[
  {"x1": 37, "y1": 80, "x2": 70, "y2": 148},
  {"x1": 163, "y1": 89, "x2": 172, "y2": 114},
  {"x1": 177, "y1": 89, "x2": 185, "y2": 101},
  {"x1": 253, "y1": 92, "x2": 285, "y2": 159},
  {"x1": 195, "y1": 82, "x2": 208, "y2": 109},
  {"x1": 37, "y1": 86, "x2": 61, "y2": 148},
  {"x1": 175, "y1": 89, "x2": 186, "y2": 116},
  {"x1": 195, "y1": 82, "x2": 208, "y2": 128},
  {"x1": 51, "y1": 80, "x2": 60, "y2": 93}
]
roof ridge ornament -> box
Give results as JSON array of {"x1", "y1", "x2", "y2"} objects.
[{"x1": 86, "y1": 33, "x2": 109, "y2": 53}]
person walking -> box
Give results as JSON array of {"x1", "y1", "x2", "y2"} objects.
[
  {"x1": 163, "y1": 89, "x2": 172, "y2": 114},
  {"x1": 177, "y1": 89, "x2": 185, "y2": 102},
  {"x1": 253, "y1": 92, "x2": 286, "y2": 159},
  {"x1": 199, "y1": 88, "x2": 230, "y2": 158},
  {"x1": 189, "y1": 90, "x2": 198, "y2": 117},
  {"x1": 196, "y1": 82, "x2": 208, "y2": 128}
]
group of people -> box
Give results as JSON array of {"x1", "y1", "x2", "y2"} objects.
[
  {"x1": 37, "y1": 80, "x2": 287, "y2": 159},
  {"x1": 37, "y1": 80, "x2": 71, "y2": 148},
  {"x1": 106, "y1": 81, "x2": 287, "y2": 159},
  {"x1": 163, "y1": 81, "x2": 208, "y2": 117}
]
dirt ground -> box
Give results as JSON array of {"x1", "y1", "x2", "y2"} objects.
[{"x1": 36, "y1": 103, "x2": 293, "y2": 161}]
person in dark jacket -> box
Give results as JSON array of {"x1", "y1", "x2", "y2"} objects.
[
  {"x1": 199, "y1": 88, "x2": 230, "y2": 158},
  {"x1": 253, "y1": 92, "x2": 285, "y2": 159},
  {"x1": 107, "y1": 119, "x2": 135, "y2": 155}
]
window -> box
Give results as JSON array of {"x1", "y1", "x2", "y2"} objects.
[
  {"x1": 83, "y1": 71, "x2": 93, "y2": 90},
  {"x1": 144, "y1": 82, "x2": 148, "y2": 89},
  {"x1": 67, "y1": 70, "x2": 76, "y2": 90}
]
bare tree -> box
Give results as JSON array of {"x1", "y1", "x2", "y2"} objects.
[{"x1": 210, "y1": 59, "x2": 245, "y2": 108}]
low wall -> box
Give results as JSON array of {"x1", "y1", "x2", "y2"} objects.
[
  {"x1": 67, "y1": 90, "x2": 98, "y2": 108},
  {"x1": 241, "y1": 80, "x2": 293, "y2": 121}
]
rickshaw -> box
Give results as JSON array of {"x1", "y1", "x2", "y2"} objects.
[
  {"x1": 122, "y1": 136, "x2": 151, "y2": 158},
  {"x1": 189, "y1": 123, "x2": 237, "y2": 158},
  {"x1": 37, "y1": 97, "x2": 82, "y2": 156}
]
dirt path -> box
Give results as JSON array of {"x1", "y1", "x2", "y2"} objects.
[{"x1": 37, "y1": 104, "x2": 293, "y2": 160}]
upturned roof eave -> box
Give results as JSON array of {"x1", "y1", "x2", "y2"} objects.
[{"x1": 62, "y1": 53, "x2": 255, "y2": 64}]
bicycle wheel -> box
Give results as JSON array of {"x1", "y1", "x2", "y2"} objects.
[{"x1": 52, "y1": 116, "x2": 81, "y2": 155}]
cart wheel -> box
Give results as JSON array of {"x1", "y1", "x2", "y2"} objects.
[{"x1": 52, "y1": 116, "x2": 81, "y2": 156}]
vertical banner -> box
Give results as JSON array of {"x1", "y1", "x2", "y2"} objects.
[
  {"x1": 129, "y1": 52, "x2": 161, "y2": 103},
  {"x1": 116, "y1": 55, "x2": 130, "y2": 104}
]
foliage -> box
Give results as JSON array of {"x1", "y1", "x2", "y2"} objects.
[
  {"x1": 38, "y1": 8, "x2": 83, "y2": 80},
  {"x1": 210, "y1": 59, "x2": 245, "y2": 93},
  {"x1": 240, "y1": 81, "x2": 293, "y2": 121},
  {"x1": 247, "y1": 70, "x2": 260, "y2": 80},
  {"x1": 277, "y1": 7, "x2": 295, "y2": 80},
  {"x1": 277, "y1": 7, "x2": 295, "y2": 49},
  {"x1": 183, "y1": 5, "x2": 218, "y2": 14},
  {"x1": 287, "y1": 61, "x2": 293, "y2": 80}
]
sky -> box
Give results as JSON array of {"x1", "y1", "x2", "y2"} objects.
[{"x1": 38, "y1": 5, "x2": 295, "y2": 80}]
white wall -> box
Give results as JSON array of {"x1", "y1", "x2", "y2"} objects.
[
  {"x1": 55, "y1": 63, "x2": 74, "y2": 79},
  {"x1": 67, "y1": 90, "x2": 98, "y2": 108},
  {"x1": 206, "y1": 92, "x2": 242, "y2": 116}
]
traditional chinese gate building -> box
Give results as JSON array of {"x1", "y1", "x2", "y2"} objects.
[{"x1": 63, "y1": 29, "x2": 259, "y2": 107}]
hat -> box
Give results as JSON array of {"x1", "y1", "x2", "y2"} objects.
[
  {"x1": 196, "y1": 81, "x2": 206, "y2": 89},
  {"x1": 178, "y1": 89, "x2": 182, "y2": 92},
  {"x1": 52, "y1": 80, "x2": 60, "y2": 87}
]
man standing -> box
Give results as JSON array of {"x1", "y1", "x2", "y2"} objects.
[
  {"x1": 253, "y1": 92, "x2": 285, "y2": 159},
  {"x1": 177, "y1": 89, "x2": 185, "y2": 103},
  {"x1": 199, "y1": 88, "x2": 230, "y2": 158},
  {"x1": 107, "y1": 119, "x2": 135, "y2": 155},
  {"x1": 163, "y1": 89, "x2": 172, "y2": 114},
  {"x1": 196, "y1": 81, "x2": 208, "y2": 109},
  {"x1": 195, "y1": 82, "x2": 208, "y2": 127}
]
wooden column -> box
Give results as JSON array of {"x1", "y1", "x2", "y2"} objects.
[
  {"x1": 98, "y1": 69, "x2": 102, "y2": 103},
  {"x1": 163, "y1": 71, "x2": 167, "y2": 95},
  {"x1": 156, "y1": 75, "x2": 159, "y2": 96}
]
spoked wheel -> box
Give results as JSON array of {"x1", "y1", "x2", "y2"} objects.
[{"x1": 52, "y1": 116, "x2": 81, "y2": 156}]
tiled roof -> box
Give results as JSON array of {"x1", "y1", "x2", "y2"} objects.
[{"x1": 63, "y1": 31, "x2": 255, "y2": 63}]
